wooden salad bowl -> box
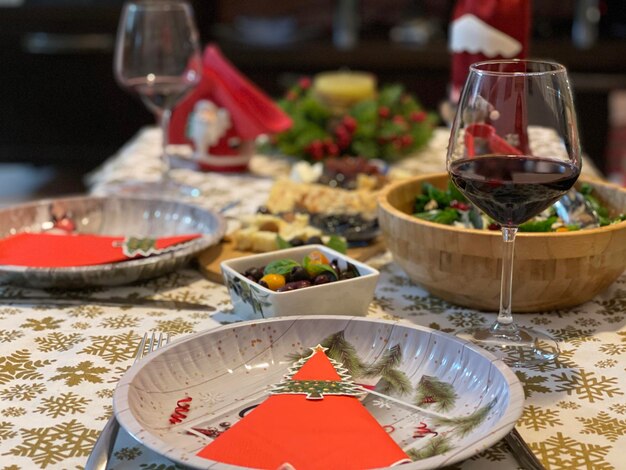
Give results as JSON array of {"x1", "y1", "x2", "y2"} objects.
[{"x1": 378, "y1": 173, "x2": 626, "y2": 312}]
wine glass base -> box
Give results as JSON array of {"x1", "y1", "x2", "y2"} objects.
[
  {"x1": 457, "y1": 325, "x2": 560, "y2": 367},
  {"x1": 99, "y1": 179, "x2": 202, "y2": 200}
]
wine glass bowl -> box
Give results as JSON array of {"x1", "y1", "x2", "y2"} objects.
[
  {"x1": 446, "y1": 60, "x2": 582, "y2": 366},
  {"x1": 113, "y1": 0, "x2": 203, "y2": 196}
]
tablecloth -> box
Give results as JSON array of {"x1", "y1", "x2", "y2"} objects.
[{"x1": 0, "y1": 128, "x2": 623, "y2": 470}]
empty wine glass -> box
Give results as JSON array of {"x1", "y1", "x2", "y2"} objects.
[
  {"x1": 114, "y1": 0, "x2": 202, "y2": 197},
  {"x1": 447, "y1": 60, "x2": 582, "y2": 366}
]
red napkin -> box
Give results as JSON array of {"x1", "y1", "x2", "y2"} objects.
[
  {"x1": 197, "y1": 346, "x2": 410, "y2": 470},
  {"x1": 0, "y1": 233, "x2": 201, "y2": 268}
]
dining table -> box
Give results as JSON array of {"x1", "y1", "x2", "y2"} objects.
[{"x1": 0, "y1": 127, "x2": 624, "y2": 470}]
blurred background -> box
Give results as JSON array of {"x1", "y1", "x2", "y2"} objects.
[{"x1": 1, "y1": 0, "x2": 625, "y2": 200}]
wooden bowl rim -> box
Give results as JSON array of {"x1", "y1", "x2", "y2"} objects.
[{"x1": 378, "y1": 172, "x2": 626, "y2": 238}]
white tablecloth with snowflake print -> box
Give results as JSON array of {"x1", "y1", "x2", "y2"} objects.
[{"x1": 0, "y1": 128, "x2": 624, "y2": 470}]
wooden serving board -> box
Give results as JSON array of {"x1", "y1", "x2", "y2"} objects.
[{"x1": 196, "y1": 236, "x2": 387, "y2": 284}]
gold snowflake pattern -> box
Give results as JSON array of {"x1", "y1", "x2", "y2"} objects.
[
  {"x1": 114, "y1": 446, "x2": 142, "y2": 460},
  {"x1": 20, "y1": 316, "x2": 63, "y2": 331},
  {"x1": 50, "y1": 361, "x2": 108, "y2": 386},
  {"x1": 0, "y1": 421, "x2": 17, "y2": 440},
  {"x1": 595, "y1": 359, "x2": 618, "y2": 369},
  {"x1": 0, "y1": 349, "x2": 55, "y2": 384},
  {"x1": 157, "y1": 290, "x2": 211, "y2": 309},
  {"x1": 154, "y1": 317, "x2": 197, "y2": 335},
  {"x1": 67, "y1": 305, "x2": 105, "y2": 318},
  {"x1": 598, "y1": 343, "x2": 626, "y2": 356},
  {"x1": 1, "y1": 407, "x2": 26, "y2": 417},
  {"x1": 531, "y1": 317, "x2": 551, "y2": 325},
  {"x1": 577, "y1": 411, "x2": 626, "y2": 442},
  {"x1": 35, "y1": 392, "x2": 91, "y2": 418},
  {"x1": 6, "y1": 419, "x2": 99, "y2": 467},
  {"x1": 97, "y1": 404, "x2": 113, "y2": 421},
  {"x1": 34, "y1": 332, "x2": 85, "y2": 352},
  {"x1": 146, "y1": 310, "x2": 167, "y2": 317},
  {"x1": 189, "y1": 312, "x2": 210, "y2": 319},
  {"x1": 609, "y1": 404, "x2": 626, "y2": 415},
  {"x1": 0, "y1": 307, "x2": 21, "y2": 316},
  {"x1": 99, "y1": 314, "x2": 140, "y2": 329},
  {"x1": 471, "y1": 439, "x2": 509, "y2": 462},
  {"x1": 401, "y1": 294, "x2": 455, "y2": 314},
  {"x1": 96, "y1": 389, "x2": 114, "y2": 399},
  {"x1": 552, "y1": 369, "x2": 623, "y2": 403},
  {"x1": 446, "y1": 311, "x2": 487, "y2": 328},
  {"x1": 0, "y1": 383, "x2": 46, "y2": 401},
  {"x1": 80, "y1": 331, "x2": 141, "y2": 364},
  {"x1": 575, "y1": 317, "x2": 601, "y2": 328},
  {"x1": 515, "y1": 371, "x2": 551, "y2": 397},
  {"x1": 556, "y1": 401, "x2": 581, "y2": 410},
  {"x1": 0, "y1": 330, "x2": 25, "y2": 343},
  {"x1": 70, "y1": 322, "x2": 91, "y2": 330},
  {"x1": 548, "y1": 326, "x2": 600, "y2": 347},
  {"x1": 530, "y1": 432, "x2": 612, "y2": 469},
  {"x1": 520, "y1": 405, "x2": 562, "y2": 431}
]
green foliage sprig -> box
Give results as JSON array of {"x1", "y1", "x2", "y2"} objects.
[{"x1": 270, "y1": 78, "x2": 437, "y2": 162}]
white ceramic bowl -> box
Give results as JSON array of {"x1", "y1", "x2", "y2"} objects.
[
  {"x1": 114, "y1": 316, "x2": 524, "y2": 469},
  {"x1": 221, "y1": 244, "x2": 379, "y2": 319}
]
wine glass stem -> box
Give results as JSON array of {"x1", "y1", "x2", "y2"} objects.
[
  {"x1": 496, "y1": 226, "x2": 518, "y2": 327},
  {"x1": 159, "y1": 108, "x2": 172, "y2": 178}
]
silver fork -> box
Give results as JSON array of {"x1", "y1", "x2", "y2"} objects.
[{"x1": 85, "y1": 332, "x2": 170, "y2": 470}]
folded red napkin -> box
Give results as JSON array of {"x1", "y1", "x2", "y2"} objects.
[
  {"x1": 0, "y1": 233, "x2": 201, "y2": 268},
  {"x1": 197, "y1": 345, "x2": 410, "y2": 470}
]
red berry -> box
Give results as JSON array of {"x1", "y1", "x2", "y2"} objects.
[
  {"x1": 306, "y1": 140, "x2": 325, "y2": 160},
  {"x1": 488, "y1": 223, "x2": 501, "y2": 231},
  {"x1": 450, "y1": 200, "x2": 470, "y2": 211},
  {"x1": 298, "y1": 77, "x2": 311, "y2": 89},
  {"x1": 325, "y1": 142, "x2": 339, "y2": 157},
  {"x1": 337, "y1": 134, "x2": 351, "y2": 150},
  {"x1": 342, "y1": 116, "x2": 357, "y2": 133},
  {"x1": 410, "y1": 111, "x2": 427, "y2": 123},
  {"x1": 378, "y1": 106, "x2": 390, "y2": 118},
  {"x1": 400, "y1": 135, "x2": 414, "y2": 147},
  {"x1": 335, "y1": 125, "x2": 349, "y2": 139},
  {"x1": 392, "y1": 115, "x2": 406, "y2": 125}
]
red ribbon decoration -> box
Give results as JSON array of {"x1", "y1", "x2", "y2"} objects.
[{"x1": 169, "y1": 396, "x2": 193, "y2": 424}]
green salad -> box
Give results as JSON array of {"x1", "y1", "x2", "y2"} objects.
[{"x1": 413, "y1": 181, "x2": 625, "y2": 232}]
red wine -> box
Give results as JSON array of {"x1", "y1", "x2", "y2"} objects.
[
  {"x1": 450, "y1": 156, "x2": 580, "y2": 227},
  {"x1": 126, "y1": 76, "x2": 193, "y2": 112}
]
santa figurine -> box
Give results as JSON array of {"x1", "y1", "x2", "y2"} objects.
[
  {"x1": 448, "y1": 0, "x2": 531, "y2": 104},
  {"x1": 170, "y1": 45, "x2": 292, "y2": 172}
]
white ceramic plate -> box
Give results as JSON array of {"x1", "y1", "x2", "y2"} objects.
[
  {"x1": 0, "y1": 196, "x2": 226, "y2": 288},
  {"x1": 114, "y1": 316, "x2": 524, "y2": 469}
]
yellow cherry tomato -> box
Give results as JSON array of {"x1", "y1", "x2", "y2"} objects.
[
  {"x1": 259, "y1": 273, "x2": 286, "y2": 291},
  {"x1": 304, "y1": 250, "x2": 331, "y2": 277},
  {"x1": 307, "y1": 250, "x2": 329, "y2": 265}
]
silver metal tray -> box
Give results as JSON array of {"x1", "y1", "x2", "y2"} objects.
[{"x1": 0, "y1": 195, "x2": 226, "y2": 288}]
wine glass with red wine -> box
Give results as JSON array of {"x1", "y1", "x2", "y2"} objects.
[
  {"x1": 447, "y1": 60, "x2": 582, "y2": 366},
  {"x1": 114, "y1": 0, "x2": 202, "y2": 197}
]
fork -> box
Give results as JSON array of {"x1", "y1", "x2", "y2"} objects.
[{"x1": 85, "y1": 332, "x2": 170, "y2": 470}]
